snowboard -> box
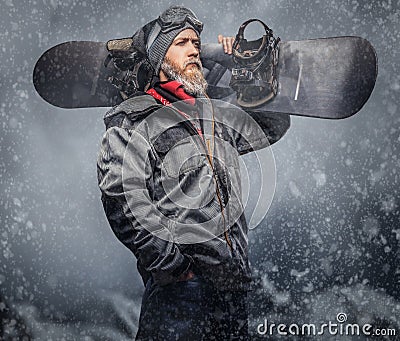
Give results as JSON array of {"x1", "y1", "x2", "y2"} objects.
[{"x1": 33, "y1": 36, "x2": 377, "y2": 119}]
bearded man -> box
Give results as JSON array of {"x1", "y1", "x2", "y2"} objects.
[{"x1": 97, "y1": 6, "x2": 290, "y2": 341}]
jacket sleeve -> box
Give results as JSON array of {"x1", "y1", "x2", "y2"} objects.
[
  {"x1": 217, "y1": 104, "x2": 291, "y2": 155},
  {"x1": 97, "y1": 125, "x2": 192, "y2": 286}
]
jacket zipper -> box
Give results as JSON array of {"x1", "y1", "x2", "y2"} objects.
[
  {"x1": 147, "y1": 90, "x2": 233, "y2": 251},
  {"x1": 204, "y1": 95, "x2": 233, "y2": 251},
  {"x1": 205, "y1": 138, "x2": 233, "y2": 251},
  {"x1": 169, "y1": 104, "x2": 233, "y2": 252}
]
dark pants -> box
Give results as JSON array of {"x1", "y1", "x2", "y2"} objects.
[{"x1": 135, "y1": 273, "x2": 249, "y2": 341}]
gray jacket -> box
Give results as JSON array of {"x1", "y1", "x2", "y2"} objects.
[{"x1": 97, "y1": 94, "x2": 290, "y2": 290}]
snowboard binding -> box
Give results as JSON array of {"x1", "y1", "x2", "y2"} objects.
[
  {"x1": 230, "y1": 19, "x2": 280, "y2": 108},
  {"x1": 105, "y1": 38, "x2": 153, "y2": 100}
]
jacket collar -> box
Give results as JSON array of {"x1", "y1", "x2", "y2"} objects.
[{"x1": 158, "y1": 80, "x2": 196, "y2": 105}]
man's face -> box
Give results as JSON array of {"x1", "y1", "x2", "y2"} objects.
[
  {"x1": 160, "y1": 28, "x2": 201, "y2": 81},
  {"x1": 160, "y1": 29, "x2": 207, "y2": 96}
]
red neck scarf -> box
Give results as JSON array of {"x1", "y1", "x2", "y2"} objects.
[
  {"x1": 146, "y1": 81, "x2": 203, "y2": 139},
  {"x1": 159, "y1": 81, "x2": 195, "y2": 105}
]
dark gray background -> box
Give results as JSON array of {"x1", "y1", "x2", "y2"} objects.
[{"x1": 1, "y1": 0, "x2": 399, "y2": 339}]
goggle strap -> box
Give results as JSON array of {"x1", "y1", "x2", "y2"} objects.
[{"x1": 146, "y1": 22, "x2": 162, "y2": 52}]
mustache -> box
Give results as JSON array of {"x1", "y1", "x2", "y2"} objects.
[{"x1": 183, "y1": 59, "x2": 202, "y2": 69}]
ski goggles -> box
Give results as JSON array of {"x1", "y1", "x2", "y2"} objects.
[
  {"x1": 157, "y1": 13, "x2": 203, "y2": 34},
  {"x1": 146, "y1": 14, "x2": 203, "y2": 51}
]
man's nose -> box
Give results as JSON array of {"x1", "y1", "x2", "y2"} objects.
[{"x1": 187, "y1": 42, "x2": 199, "y2": 57}]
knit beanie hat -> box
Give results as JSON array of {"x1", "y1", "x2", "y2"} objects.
[{"x1": 146, "y1": 6, "x2": 203, "y2": 75}]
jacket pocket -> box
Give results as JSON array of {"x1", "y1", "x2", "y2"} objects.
[{"x1": 161, "y1": 139, "x2": 207, "y2": 178}]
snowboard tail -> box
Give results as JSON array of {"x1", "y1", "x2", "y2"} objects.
[
  {"x1": 33, "y1": 41, "x2": 122, "y2": 108},
  {"x1": 250, "y1": 36, "x2": 378, "y2": 119}
]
